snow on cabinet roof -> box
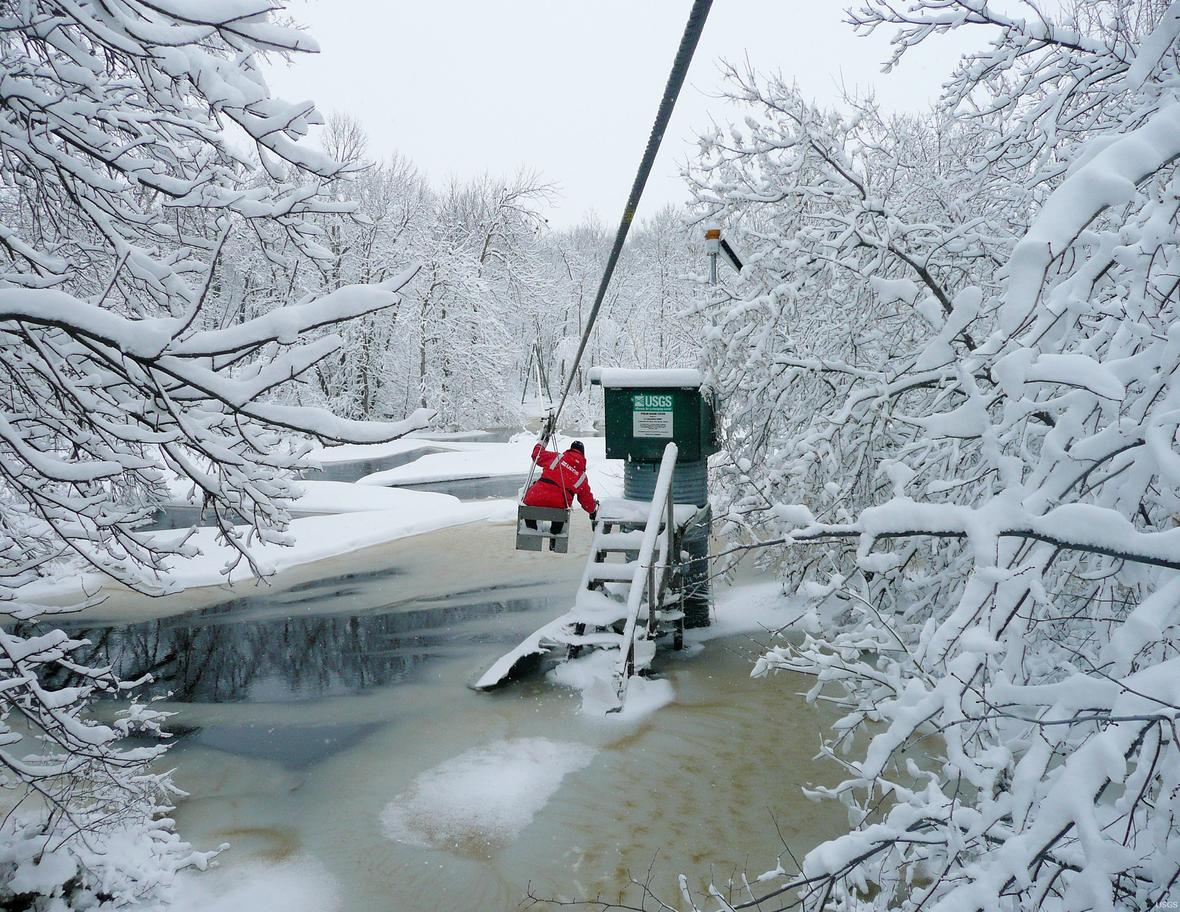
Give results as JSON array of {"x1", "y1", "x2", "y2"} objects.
[{"x1": 588, "y1": 367, "x2": 703, "y2": 388}]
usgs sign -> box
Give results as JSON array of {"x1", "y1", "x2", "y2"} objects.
[
  {"x1": 632, "y1": 393, "x2": 674, "y2": 438},
  {"x1": 599, "y1": 381, "x2": 715, "y2": 462}
]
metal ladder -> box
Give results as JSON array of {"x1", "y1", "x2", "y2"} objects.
[
  {"x1": 475, "y1": 443, "x2": 693, "y2": 710},
  {"x1": 577, "y1": 443, "x2": 682, "y2": 706}
]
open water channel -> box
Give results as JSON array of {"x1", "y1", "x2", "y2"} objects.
[{"x1": 63, "y1": 460, "x2": 847, "y2": 911}]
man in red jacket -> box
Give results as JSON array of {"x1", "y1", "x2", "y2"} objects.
[{"x1": 523, "y1": 440, "x2": 598, "y2": 546}]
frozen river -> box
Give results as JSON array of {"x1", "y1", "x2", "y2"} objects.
[{"x1": 66, "y1": 467, "x2": 846, "y2": 911}]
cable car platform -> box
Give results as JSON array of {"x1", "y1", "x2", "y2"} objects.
[{"x1": 475, "y1": 445, "x2": 707, "y2": 711}]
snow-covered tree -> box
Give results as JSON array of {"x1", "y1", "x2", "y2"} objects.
[
  {"x1": 0, "y1": 3, "x2": 430, "y2": 907},
  {"x1": 690, "y1": 3, "x2": 1180, "y2": 910},
  {"x1": 688, "y1": 65, "x2": 1009, "y2": 527},
  {"x1": 232, "y1": 106, "x2": 711, "y2": 432},
  {"x1": 410, "y1": 171, "x2": 553, "y2": 427},
  {"x1": 262, "y1": 137, "x2": 567, "y2": 429},
  {"x1": 535, "y1": 210, "x2": 710, "y2": 428},
  {"x1": 294, "y1": 115, "x2": 432, "y2": 419}
]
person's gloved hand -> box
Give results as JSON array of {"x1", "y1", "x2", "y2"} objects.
[{"x1": 589, "y1": 505, "x2": 599, "y2": 529}]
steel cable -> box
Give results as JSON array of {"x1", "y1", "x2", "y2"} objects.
[{"x1": 550, "y1": 0, "x2": 714, "y2": 424}]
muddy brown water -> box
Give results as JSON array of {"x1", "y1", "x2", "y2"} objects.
[{"x1": 66, "y1": 517, "x2": 848, "y2": 911}]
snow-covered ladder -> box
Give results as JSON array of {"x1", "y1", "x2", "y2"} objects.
[
  {"x1": 474, "y1": 442, "x2": 689, "y2": 711},
  {"x1": 609, "y1": 441, "x2": 678, "y2": 708}
]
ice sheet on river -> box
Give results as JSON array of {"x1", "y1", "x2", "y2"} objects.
[
  {"x1": 172, "y1": 855, "x2": 341, "y2": 912},
  {"x1": 357, "y1": 434, "x2": 616, "y2": 489},
  {"x1": 26, "y1": 499, "x2": 516, "y2": 602},
  {"x1": 380, "y1": 738, "x2": 595, "y2": 851}
]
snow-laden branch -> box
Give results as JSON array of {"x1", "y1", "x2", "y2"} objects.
[
  {"x1": 0, "y1": 3, "x2": 439, "y2": 906},
  {"x1": 690, "y1": 4, "x2": 1180, "y2": 910},
  {"x1": 784, "y1": 499, "x2": 1180, "y2": 572},
  {"x1": 0, "y1": 266, "x2": 417, "y2": 357},
  {"x1": 1002, "y1": 100, "x2": 1180, "y2": 333}
]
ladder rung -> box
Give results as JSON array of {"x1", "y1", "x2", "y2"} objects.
[
  {"x1": 571, "y1": 593, "x2": 629, "y2": 624},
  {"x1": 574, "y1": 587, "x2": 623, "y2": 607},
  {"x1": 599, "y1": 519, "x2": 648, "y2": 530},
  {"x1": 596, "y1": 530, "x2": 644, "y2": 551},
  {"x1": 587, "y1": 563, "x2": 638, "y2": 583},
  {"x1": 597, "y1": 498, "x2": 703, "y2": 531}
]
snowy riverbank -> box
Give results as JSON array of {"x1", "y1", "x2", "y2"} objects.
[
  {"x1": 351, "y1": 432, "x2": 615, "y2": 490},
  {"x1": 29, "y1": 432, "x2": 622, "y2": 607}
]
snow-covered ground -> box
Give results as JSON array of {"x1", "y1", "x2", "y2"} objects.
[
  {"x1": 34, "y1": 433, "x2": 620, "y2": 603},
  {"x1": 694, "y1": 579, "x2": 802, "y2": 639},
  {"x1": 540, "y1": 580, "x2": 798, "y2": 720},
  {"x1": 156, "y1": 502, "x2": 517, "y2": 589},
  {"x1": 355, "y1": 433, "x2": 615, "y2": 489},
  {"x1": 548, "y1": 649, "x2": 677, "y2": 719},
  {"x1": 303, "y1": 435, "x2": 454, "y2": 466},
  {"x1": 167, "y1": 476, "x2": 460, "y2": 515}
]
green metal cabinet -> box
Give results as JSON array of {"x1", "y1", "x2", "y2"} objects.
[{"x1": 591, "y1": 366, "x2": 715, "y2": 629}]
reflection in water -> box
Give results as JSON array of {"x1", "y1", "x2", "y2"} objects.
[
  {"x1": 50, "y1": 509, "x2": 847, "y2": 911},
  {"x1": 188, "y1": 721, "x2": 381, "y2": 770},
  {"x1": 58, "y1": 578, "x2": 560, "y2": 705}
]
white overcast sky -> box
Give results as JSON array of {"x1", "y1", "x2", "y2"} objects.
[{"x1": 266, "y1": 1, "x2": 985, "y2": 228}]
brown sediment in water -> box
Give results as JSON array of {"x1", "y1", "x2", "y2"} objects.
[
  {"x1": 215, "y1": 826, "x2": 300, "y2": 862},
  {"x1": 103, "y1": 502, "x2": 854, "y2": 911},
  {"x1": 168, "y1": 630, "x2": 851, "y2": 911}
]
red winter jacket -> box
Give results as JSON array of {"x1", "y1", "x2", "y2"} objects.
[{"x1": 523, "y1": 444, "x2": 597, "y2": 514}]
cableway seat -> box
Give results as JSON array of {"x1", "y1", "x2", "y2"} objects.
[{"x1": 516, "y1": 504, "x2": 571, "y2": 553}]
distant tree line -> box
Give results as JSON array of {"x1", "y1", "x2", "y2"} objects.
[{"x1": 216, "y1": 112, "x2": 711, "y2": 429}]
